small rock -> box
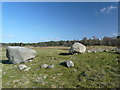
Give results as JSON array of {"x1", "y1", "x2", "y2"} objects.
[
  {"x1": 73, "y1": 69, "x2": 77, "y2": 72},
  {"x1": 18, "y1": 64, "x2": 28, "y2": 70},
  {"x1": 51, "y1": 85, "x2": 56, "y2": 88},
  {"x1": 13, "y1": 85, "x2": 17, "y2": 88},
  {"x1": 111, "y1": 48, "x2": 118, "y2": 51},
  {"x1": 57, "y1": 73, "x2": 63, "y2": 76},
  {"x1": 43, "y1": 75, "x2": 48, "y2": 79},
  {"x1": 35, "y1": 77, "x2": 44, "y2": 84},
  {"x1": 13, "y1": 80, "x2": 19, "y2": 83},
  {"x1": 29, "y1": 60, "x2": 33, "y2": 62},
  {"x1": 24, "y1": 67, "x2": 31, "y2": 71},
  {"x1": 47, "y1": 64, "x2": 54, "y2": 69},
  {"x1": 5, "y1": 82, "x2": 10, "y2": 86},
  {"x1": 65, "y1": 60, "x2": 74, "y2": 67},
  {"x1": 14, "y1": 65, "x2": 17, "y2": 68},
  {"x1": 52, "y1": 77, "x2": 56, "y2": 79},
  {"x1": 3, "y1": 72, "x2": 6, "y2": 74},
  {"x1": 87, "y1": 50, "x2": 92, "y2": 53},
  {"x1": 92, "y1": 50, "x2": 97, "y2": 53},
  {"x1": 41, "y1": 64, "x2": 49, "y2": 68},
  {"x1": 98, "y1": 49, "x2": 104, "y2": 52},
  {"x1": 51, "y1": 57, "x2": 56, "y2": 60},
  {"x1": 10, "y1": 76, "x2": 14, "y2": 78},
  {"x1": 74, "y1": 53, "x2": 78, "y2": 55}
]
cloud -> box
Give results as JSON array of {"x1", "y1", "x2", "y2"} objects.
[
  {"x1": 2, "y1": 34, "x2": 15, "y2": 38},
  {"x1": 0, "y1": 34, "x2": 15, "y2": 42},
  {"x1": 100, "y1": 5, "x2": 117, "y2": 14},
  {"x1": 100, "y1": 8, "x2": 106, "y2": 12},
  {"x1": 95, "y1": 5, "x2": 117, "y2": 15},
  {"x1": 7, "y1": 35, "x2": 15, "y2": 38},
  {"x1": 38, "y1": 37, "x2": 60, "y2": 42},
  {"x1": 112, "y1": 33, "x2": 118, "y2": 36}
]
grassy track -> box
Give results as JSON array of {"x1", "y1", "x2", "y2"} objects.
[{"x1": 1, "y1": 46, "x2": 120, "y2": 88}]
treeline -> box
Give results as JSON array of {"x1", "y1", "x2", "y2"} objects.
[{"x1": 1, "y1": 36, "x2": 120, "y2": 47}]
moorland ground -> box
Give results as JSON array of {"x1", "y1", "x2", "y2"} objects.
[{"x1": 0, "y1": 46, "x2": 120, "y2": 88}]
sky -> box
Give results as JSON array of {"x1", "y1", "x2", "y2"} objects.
[{"x1": 2, "y1": 2, "x2": 118, "y2": 43}]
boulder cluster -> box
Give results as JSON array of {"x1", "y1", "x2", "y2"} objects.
[
  {"x1": 6, "y1": 42, "x2": 86, "y2": 64},
  {"x1": 6, "y1": 42, "x2": 118, "y2": 71}
]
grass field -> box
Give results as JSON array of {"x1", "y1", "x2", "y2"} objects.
[{"x1": 1, "y1": 46, "x2": 120, "y2": 88}]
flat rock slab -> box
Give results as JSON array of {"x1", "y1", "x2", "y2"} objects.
[{"x1": 6, "y1": 46, "x2": 36, "y2": 64}]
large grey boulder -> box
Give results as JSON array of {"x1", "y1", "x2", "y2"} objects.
[
  {"x1": 69, "y1": 42, "x2": 86, "y2": 54},
  {"x1": 6, "y1": 46, "x2": 36, "y2": 64}
]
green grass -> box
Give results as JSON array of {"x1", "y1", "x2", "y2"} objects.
[{"x1": 1, "y1": 46, "x2": 120, "y2": 88}]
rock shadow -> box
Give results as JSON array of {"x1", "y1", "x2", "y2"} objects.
[
  {"x1": 109, "y1": 51, "x2": 120, "y2": 54},
  {"x1": 59, "y1": 53, "x2": 71, "y2": 56},
  {"x1": 114, "y1": 52, "x2": 120, "y2": 54},
  {"x1": 59, "y1": 62, "x2": 67, "y2": 67},
  {"x1": 0, "y1": 60, "x2": 12, "y2": 64}
]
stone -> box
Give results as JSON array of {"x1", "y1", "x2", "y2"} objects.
[
  {"x1": 41, "y1": 64, "x2": 49, "y2": 68},
  {"x1": 35, "y1": 77, "x2": 44, "y2": 84},
  {"x1": 42, "y1": 75, "x2": 48, "y2": 79},
  {"x1": 5, "y1": 82, "x2": 10, "y2": 86},
  {"x1": 98, "y1": 48, "x2": 109, "y2": 52},
  {"x1": 97, "y1": 49, "x2": 104, "y2": 52},
  {"x1": 18, "y1": 64, "x2": 28, "y2": 70},
  {"x1": 65, "y1": 60, "x2": 74, "y2": 67},
  {"x1": 87, "y1": 50, "x2": 92, "y2": 53},
  {"x1": 29, "y1": 60, "x2": 33, "y2": 62},
  {"x1": 90, "y1": 48, "x2": 109, "y2": 53},
  {"x1": 24, "y1": 67, "x2": 31, "y2": 71},
  {"x1": 69, "y1": 42, "x2": 86, "y2": 54},
  {"x1": 6, "y1": 46, "x2": 36, "y2": 64},
  {"x1": 111, "y1": 48, "x2": 118, "y2": 51},
  {"x1": 91, "y1": 49, "x2": 97, "y2": 53},
  {"x1": 41, "y1": 64, "x2": 54, "y2": 69},
  {"x1": 47, "y1": 64, "x2": 54, "y2": 69},
  {"x1": 51, "y1": 57, "x2": 56, "y2": 60},
  {"x1": 3, "y1": 72, "x2": 6, "y2": 75},
  {"x1": 73, "y1": 69, "x2": 77, "y2": 72}
]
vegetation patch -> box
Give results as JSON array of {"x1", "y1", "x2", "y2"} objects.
[{"x1": 1, "y1": 46, "x2": 120, "y2": 88}]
